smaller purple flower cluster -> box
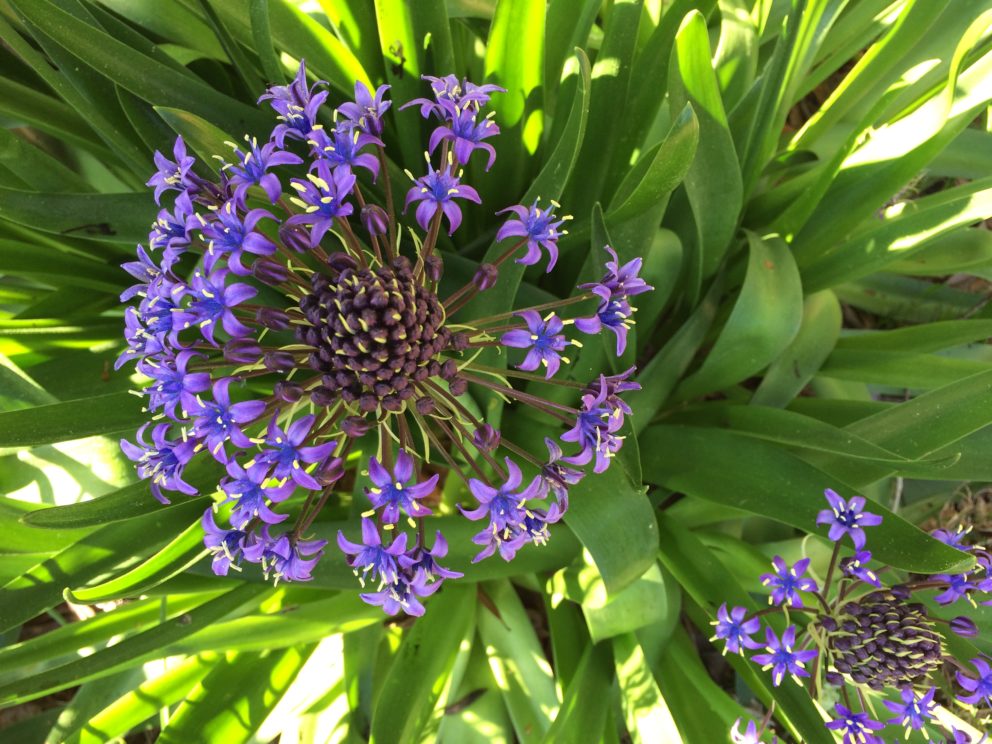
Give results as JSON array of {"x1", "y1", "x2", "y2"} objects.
[{"x1": 713, "y1": 489, "x2": 991, "y2": 744}]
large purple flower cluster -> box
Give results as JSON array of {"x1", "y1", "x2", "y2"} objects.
[
  {"x1": 716, "y1": 490, "x2": 991, "y2": 743},
  {"x1": 119, "y1": 63, "x2": 650, "y2": 615}
]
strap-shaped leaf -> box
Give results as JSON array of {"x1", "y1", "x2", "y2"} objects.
[
  {"x1": 0, "y1": 188, "x2": 153, "y2": 245},
  {"x1": 0, "y1": 391, "x2": 144, "y2": 447}
]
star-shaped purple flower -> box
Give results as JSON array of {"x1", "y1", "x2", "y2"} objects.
[
  {"x1": 120, "y1": 423, "x2": 198, "y2": 504},
  {"x1": 137, "y1": 350, "x2": 210, "y2": 419},
  {"x1": 501, "y1": 310, "x2": 569, "y2": 379},
  {"x1": 174, "y1": 268, "x2": 257, "y2": 345},
  {"x1": 202, "y1": 507, "x2": 248, "y2": 576},
  {"x1": 760, "y1": 556, "x2": 817, "y2": 608},
  {"x1": 839, "y1": 550, "x2": 881, "y2": 587},
  {"x1": 460, "y1": 458, "x2": 543, "y2": 562},
  {"x1": 337, "y1": 517, "x2": 408, "y2": 587},
  {"x1": 360, "y1": 570, "x2": 440, "y2": 617},
  {"x1": 188, "y1": 378, "x2": 266, "y2": 461},
  {"x1": 560, "y1": 402, "x2": 624, "y2": 474},
  {"x1": 884, "y1": 686, "x2": 936, "y2": 732},
  {"x1": 337, "y1": 80, "x2": 392, "y2": 137},
  {"x1": 286, "y1": 163, "x2": 356, "y2": 246},
  {"x1": 258, "y1": 60, "x2": 329, "y2": 146},
  {"x1": 307, "y1": 123, "x2": 381, "y2": 179},
  {"x1": 428, "y1": 100, "x2": 499, "y2": 169},
  {"x1": 711, "y1": 604, "x2": 762, "y2": 654},
  {"x1": 957, "y1": 656, "x2": 992, "y2": 706},
  {"x1": 751, "y1": 625, "x2": 817, "y2": 686},
  {"x1": 221, "y1": 460, "x2": 294, "y2": 527},
  {"x1": 495, "y1": 199, "x2": 569, "y2": 271},
  {"x1": 365, "y1": 449, "x2": 437, "y2": 524},
  {"x1": 815, "y1": 489, "x2": 882, "y2": 549},
  {"x1": 580, "y1": 245, "x2": 653, "y2": 300},
  {"x1": 537, "y1": 437, "x2": 583, "y2": 505},
  {"x1": 404, "y1": 160, "x2": 481, "y2": 234},
  {"x1": 399, "y1": 530, "x2": 463, "y2": 583},
  {"x1": 825, "y1": 705, "x2": 884, "y2": 744},
  {"x1": 196, "y1": 201, "x2": 278, "y2": 276},
  {"x1": 250, "y1": 414, "x2": 338, "y2": 490},
  {"x1": 146, "y1": 135, "x2": 198, "y2": 203},
  {"x1": 574, "y1": 286, "x2": 635, "y2": 356}
]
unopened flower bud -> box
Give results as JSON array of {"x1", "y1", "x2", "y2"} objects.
[
  {"x1": 224, "y1": 338, "x2": 262, "y2": 364},
  {"x1": 310, "y1": 386, "x2": 337, "y2": 406},
  {"x1": 415, "y1": 396, "x2": 436, "y2": 415},
  {"x1": 255, "y1": 307, "x2": 290, "y2": 330},
  {"x1": 360, "y1": 204, "x2": 388, "y2": 237},
  {"x1": 252, "y1": 258, "x2": 290, "y2": 286},
  {"x1": 263, "y1": 350, "x2": 295, "y2": 372},
  {"x1": 424, "y1": 254, "x2": 443, "y2": 282},
  {"x1": 274, "y1": 381, "x2": 303, "y2": 403},
  {"x1": 472, "y1": 424, "x2": 500, "y2": 452},
  {"x1": 342, "y1": 415, "x2": 372, "y2": 438},
  {"x1": 473, "y1": 263, "x2": 498, "y2": 291},
  {"x1": 449, "y1": 377, "x2": 468, "y2": 396},
  {"x1": 950, "y1": 616, "x2": 979, "y2": 637},
  {"x1": 278, "y1": 223, "x2": 312, "y2": 253},
  {"x1": 326, "y1": 251, "x2": 358, "y2": 273},
  {"x1": 315, "y1": 456, "x2": 344, "y2": 485}
]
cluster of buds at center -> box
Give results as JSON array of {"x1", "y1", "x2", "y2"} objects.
[{"x1": 118, "y1": 62, "x2": 652, "y2": 617}]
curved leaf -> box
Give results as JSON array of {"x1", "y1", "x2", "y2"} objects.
[
  {"x1": 0, "y1": 392, "x2": 144, "y2": 447},
  {"x1": 0, "y1": 188, "x2": 153, "y2": 245}
]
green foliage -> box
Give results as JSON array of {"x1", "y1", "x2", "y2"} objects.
[{"x1": 1, "y1": 0, "x2": 991, "y2": 741}]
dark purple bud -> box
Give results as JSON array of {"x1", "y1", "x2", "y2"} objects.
[
  {"x1": 224, "y1": 338, "x2": 262, "y2": 364},
  {"x1": 391, "y1": 254, "x2": 412, "y2": 273},
  {"x1": 274, "y1": 381, "x2": 303, "y2": 403},
  {"x1": 950, "y1": 616, "x2": 979, "y2": 637},
  {"x1": 424, "y1": 254, "x2": 443, "y2": 282},
  {"x1": 449, "y1": 377, "x2": 468, "y2": 396},
  {"x1": 327, "y1": 251, "x2": 358, "y2": 273},
  {"x1": 819, "y1": 616, "x2": 838, "y2": 632},
  {"x1": 311, "y1": 386, "x2": 337, "y2": 406},
  {"x1": 255, "y1": 306, "x2": 290, "y2": 330},
  {"x1": 263, "y1": 350, "x2": 295, "y2": 372},
  {"x1": 441, "y1": 359, "x2": 458, "y2": 380},
  {"x1": 253, "y1": 257, "x2": 290, "y2": 286},
  {"x1": 315, "y1": 456, "x2": 344, "y2": 486},
  {"x1": 450, "y1": 332, "x2": 469, "y2": 351},
  {"x1": 473, "y1": 263, "x2": 498, "y2": 291},
  {"x1": 824, "y1": 671, "x2": 844, "y2": 686},
  {"x1": 415, "y1": 396, "x2": 436, "y2": 415},
  {"x1": 889, "y1": 585, "x2": 911, "y2": 600},
  {"x1": 279, "y1": 223, "x2": 312, "y2": 253},
  {"x1": 360, "y1": 204, "x2": 388, "y2": 237},
  {"x1": 341, "y1": 415, "x2": 371, "y2": 438},
  {"x1": 472, "y1": 424, "x2": 500, "y2": 452}
]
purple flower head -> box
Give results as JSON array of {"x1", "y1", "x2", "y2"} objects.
[
  {"x1": 337, "y1": 80, "x2": 391, "y2": 137},
  {"x1": 403, "y1": 159, "x2": 481, "y2": 234},
  {"x1": 307, "y1": 123, "x2": 381, "y2": 179},
  {"x1": 147, "y1": 136, "x2": 198, "y2": 203},
  {"x1": 337, "y1": 518, "x2": 408, "y2": 587},
  {"x1": 402, "y1": 75, "x2": 504, "y2": 118},
  {"x1": 884, "y1": 686, "x2": 936, "y2": 732},
  {"x1": 118, "y1": 305, "x2": 171, "y2": 370},
  {"x1": 365, "y1": 449, "x2": 437, "y2": 524},
  {"x1": 224, "y1": 136, "x2": 302, "y2": 205},
  {"x1": 149, "y1": 191, "x2": 196, "y2": 265},
  {"x1": 933, "y1": 572, "x2": 979, "y2": 606},
  {"x1": 188, "y1": 378, "x2": 266, "y2": 461},
  {"x1": 581, "y1": 367, "x2": 640, "y2": 429},
  {"x1": 580, "y1": 245, "x2": 653, "y2": 300},
  {"x1": 258, "y1": 60, "x2": 329, "y2": 146},
  {"x1": 399, "y1": 530, "x2": 463, "y2": 583},
  {"x1": 496, "y1": 199, "x2": 569, "y2": 272},
  {"x1": 137, "y1": 350, "x2": 210, "y2": 419},
  {"x1": 197, "y1": 201, "x2": 278, "y2": 276},
  {"x1": 538, "y1": 437, "x2": 583, "y2": 505},
  {"x1": 574, "y1": 286, "x2": 635, "y2": 356},
  {"x1": 120, "y1": 423, "x2": 198, "y2": 504},
  {"x1": 361, "y1": 569, "x2": 440, "y2": 617},
  {"x1": 460, "y1": 458, "x2": 543, "y2": 562},
  {"x1": 711, "y1": 604, "x2": 762, "y2": 655},
  {"x1": 815, "y1": 489, "x2": 883, "y2": 549},
  {"x1": 245, "y1": 528, "x2": 326, "y2": 583},
  {"x1": 428, "y1": 101, "x2": 499, "y2": 169},
  {"x1": 501, "y1": 310, "x2": 569, "y2": 379},
  {"x1": 751, "y1": 625, "x2": 817, "y2": 686},
  {"x1": 250, "y1": 414, "x2": 337, "y2": 490},
  {"x1": 760, "y1": 556, "x2": 817, "y2": 608},
  {"x1": 121, "y1": 244, "x2": 167, "y2": 303},
  {"x1": 933, "y1": 526, "x2": 971, "y2": 551},
  {"x1": 825, "y1": 705, "x2": 884, "y2": 744},
  {"x1": 286, "y1": 162, "x2": 356, "y2": 246},
  {"x1": 221, "y1": 459, "x2": 294, "y2": 528},
  {"x1": 202, "y1": 508, "x2": 248, "y2": 575},
  {"x1": 173, "y1": 268, "x2": 257, "y2": 345},
  {"x1": 560, "y1": 401, "x2": 624, "y2": 474},
  {"x1": 839, "y1": 550, "x2": 881, "y2": 587},
  {"x1": 957, "y1": 657, "x2": 992, "y2": 705}
]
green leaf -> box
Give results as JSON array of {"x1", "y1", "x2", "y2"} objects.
[
  {"x1": 66, "y1": 514, "x2": 206, "y2": 603},
  {"x1": 642, "y1": 425, "x2": 973, "y2": 574},
  {"x1": 563, "y1": 458, "x2": 658, "y2": 595},
  {"x1": 369, "y1": 584, "x2": 475, "y2": 743},
  {"x1": 885, "y1": 228, "x2": 992, "y2": 275},
  {"x1": 540, "y1": 643, "x2": 612, "y2": 743},
  {"x1": 674, "y1": 233, "x2": 803, "y2": 401},
  {"x1": 159, "y1": 646, "x2": 312, "y2": 744},
  {"x1": 477, "y1": 580, "x2": 560, "y2": 742},
  {"x1": 751, "y1": 290, "x2": 841, "y2": 407},
  {"x1": 0, "y1": 583, "x2": 266, "y2": 705},
  {"x1": 818, "y1": 349, "x2": 988, "y2": 389},
  {"x1": 613, "y1": 633, "x2": 682, "y2": 744},
  {"x1": 669, "y1": 10, "x2": 742, "y2": 285},
  {"x1": 0, "y1": 391, "x2": 144, "y2": 447},
  {"x1": 65, "y1": 653, "x2": 217, "y2": 744},
  {"x1": 628, "y1": 273, "x2": 724, "y2": 433},
  {"x1": 155, "y1": 105, "x2": 237, "y2": 172},
  {"x1": 0, "y1": 128, "x2": 92, "y2": 193},
  {"x1": 0, "y1": 188, "x2": 153, "y2": 244},
  {"x1": 7, "y1": 0, "x2": 271, "y2": 138}
]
